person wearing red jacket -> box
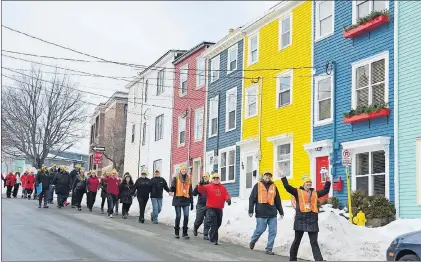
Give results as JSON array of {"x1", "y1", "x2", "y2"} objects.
[
  {"x1": 198, "y1": 173, "x2": 231, "y2": 245},
  {"x1": 86, "y1": 171, "x2": 100, "y2": 212},
  {"x1": 5, "y1": 171, "x2": 16, "y2": 198},
  {"x1": 25, "y1": 172, "x2": 36, "y2": 199},
  {"x1": 101, "y1": 169, "x2": 121, "y2": 218},
  {"x1": 20, "y1": 171, "x2": 28, "y2": 198}
]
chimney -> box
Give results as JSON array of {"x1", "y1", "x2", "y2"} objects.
[{"x1": 228, "y1": 28, "x2": 234, "y2": 34}]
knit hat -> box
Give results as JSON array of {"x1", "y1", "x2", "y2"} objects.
[
  {"x1": 203, "y1": 173, "x2": 210, "y2": 180},
  {"x1": 141, "y1": 170, "x2": 148, "y2": 176},
  {"x1": 302, "y1": 175, "x2": 312, "y2": 185},
  {"x1": 211, "y1": 173, "x2": 220, "y2": 179}
]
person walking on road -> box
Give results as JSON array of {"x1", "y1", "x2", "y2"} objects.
[
  {"x1": 53, "y1": 166, "x2": 72, "y2": 208},
  {"x1": 192, "y1": 173, "x2": 211, "y2": 239},
  {"x1": 170, "y1": 165, "x2": 193, "y2": 240},
  {"x1": 133, "y1": 170, "x2": 151, "y2": 223},
  {"x1": 12, "y1": 170, "x2": 21, "y2": 198},
  {"x1": 48, "y1": 164, "x2": 58, "y2": 204},
  {"x1": 102, "y1": 169, "x2": 121, "y2": 218},
  {"x1": 249, "y1": 172, "x2": 284, "y2": 255},
  {"x1": 86, "y1": 171, "x2": 100, "y2": 212},
  {"x1": 70, "y1": 164, "x2": 81, "y2": 208},
  {"x1": 21, "y1": 170, "x2": 28, "y2": 198},
  {"x1": 100, "y1": 171, "x2": 109, "y2": 214},
  {"x1": 197, "y1": 173, "x2": 231, "y2": 245},
  {"x1": 5, "y1": 171, "x2": 16, "y2": 198},
  {"x1": 24, "y1": 171, "x2": 35, "y2": 199},
  {"x1": 150, "y1": 170, "x2": 170, "y2": 224},
  {"x1": 73, "y1": 170, "x2": 87, "y2": 211},
  {"x1": 119, "y1": 173, "x2": 135, "y2": 219},
  {"x1": 280, "y1": 171, "x2": 331, "y2": 261},
  {"x1": 36, "y1": 166, "x2": 53, "y2": 208}
]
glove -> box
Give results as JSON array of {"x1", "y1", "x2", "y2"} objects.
[
  {"x1": 227, "y1": 199, "x2": 231, "y2": 206},
  {"x1": 190, "y1": 203, "x2": 194, "y2": 211},
  {"x1": 249, "y1": 213, "x2": 253, "y2": 218}
]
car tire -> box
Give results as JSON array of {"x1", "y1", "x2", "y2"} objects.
[{"x1": 398, "y1": 254, "x2": 420, "y2": 261}]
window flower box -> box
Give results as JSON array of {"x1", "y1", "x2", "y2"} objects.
[
  {"x1": 344, "y1": 12, "x2": 390, "y2": 39},
  {"x1": 343, "y1": 108, "x2": 390, "y2": 124}
]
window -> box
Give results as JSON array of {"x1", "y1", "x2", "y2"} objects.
[
  {"x1": 353, "y1": 0, "x2": 388, "y2": 23},
  {"x1": 352, "y1": 53, "x2": 388, "y2": 108},
  {"x1": 194, "y1": 108, "x2": 204, "y2": 141},
  {"x1": 208, "y1": 96, "x2": 219, "y2": 137},
  {"x1": 226, "y1": 87, "x2": 237, "y2": 131},
  {"x1": 275, "y1": 143, "x2": 292, "y2": 179},
  {"x1": 144, "y1": 80, "x2": 148, "y2": 103},
  {"x1": 417, "y1": 138, "x2": 421, "y2": 204},
  {"x1": 123, "y1": 104, "x2": 128, "y2": 122},
  {"x1": 316, "y1": 1, "x2": 334, "y2": 40},
  {"x1": 355, "y1": 150, "x2": 386, "y2": 196},
  {"x1": 134, "y1": 83, "x2": 139, "y2": 106},
  {"x1": 153, "y1": 159, "x2": 162, "y2": 173},
  {"x1": 219, "y1": 147, "x2": 235, "y2": 183},
  {"x1": 276, "y1": 70, "x2": 292, "y2": 108},
  {"x1": 279, "y1": 14, "x2": 292, "y2": 49},
  {"x1": 178, "y1": 116, "x2": 186, "y2": 146},
  {"x1": 141, "y1": 122, "x2": 147, "y2": 146},
  {"x1": 196, "y1": 56, "x2": 205, "y2": 88},
  {"x1": 140, "y1": 165, "x2": 146, "y2": 173},
  {"x1": 90, "y1": 125, "x2": 94, "y2": 144},
  {"x1": 227, "y1": 44, "x2": 238, "y2": 73},
  {"x1": 155, "y1": 114, "x2": 164, "y2": 141},
  {"x1": 206, "y1": 151, "x2": 215, "y2": 175},
  {"x1": 211, "y1": 55, "x2": 220, "y2": 83},
  {"x1": 315, "y1": 75, "x2": 333, "y2": 125},
  {"x1": 131, "y1": 124, "x2": 135, "y2": 143},
  {"x1": 157, "y1": 69, "x2": 165, "y2": 95},
  {"x1": 249, "y1": 34, "x2": 259, "y2": 65},
  {"x1": 179, "y1": 64, "x2": 188, "y2": 96},
  {"x1": 95, "y1": 116, "x2": 99, "y2": 137},
  {"x1": 245, "y1": 85, "x2": 258, "y2": 118}
]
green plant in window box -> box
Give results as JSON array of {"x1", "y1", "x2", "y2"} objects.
[
  {"x1": 344, "y1": 10, "x2": 391, "y2": 32},
  {"x1": 343, "y1": 102, "x2": 388, "y2": 118}
]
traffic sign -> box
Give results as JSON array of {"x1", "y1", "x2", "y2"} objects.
[
  {"x1": 342, "y1": 149, "x2": 352, "y2": 166},
  {"x1": 92, "y1": 146, "x2": 105, "y2": 151},
  {"x1": 93, "y1": 151, "x2": 103, "y2": 164}
]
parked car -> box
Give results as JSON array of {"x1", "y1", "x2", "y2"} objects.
[{"x1": 387, "y1": 231, "x2": 421, "y2": 261}]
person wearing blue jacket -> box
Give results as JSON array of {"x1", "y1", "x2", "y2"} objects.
[{"x1": 192, "y1": 173, "x2": 211, "y2": 240}]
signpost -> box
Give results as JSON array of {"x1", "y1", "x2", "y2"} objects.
[
  {"x1": 342, "y1": 149, "x2": 353, "y2": 223},
  {"x1": 93, "y1": 151, "x2": 103, "y2": 164},
  {"x1": 92, "y1": 146, "x2": 105, "y2": 152}
]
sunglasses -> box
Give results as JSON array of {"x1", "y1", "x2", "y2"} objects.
[{"x1": 212, "y1": 177, "x2": 220, "y2": 180}]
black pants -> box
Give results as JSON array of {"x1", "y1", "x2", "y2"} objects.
[
  {"x1": 57, "y1": 193, "x2": 69, "y2": 207},
  {"x1": 26, "y1": 189, "x2": 33, "y2": 198},
  {"x1": 137, "y1": 196, "x2": 149, "y2": 219},
  {"x1": 290, "y1": 231, "x2": 323, "y2": 261},
  {"x1": 101, "y1": 196, "x2": 106, "y2": 209},
  {"x1": 6, "y1": 186, "x2": 13, "y2": 198},
  {"x1": 194, "y1": 205, "x2": 210, "y2": 237},
  {"x1": 87, "y1": 191, "x2": 97, "y2": 209},
  {"x1": 115, "y1": 199, "x2": 119, "y2": 214},
  {"x1": 75, "y1": 190, "x2": 85, "y2": 208},
  {"x1": 122, "y1": 203, "x2": 132, "y2": 216},
  {"x1": 207, "y1": 208, "x2": 223, "y2": 243},
  {"x1": 38, "y1": 189, "x2": 49, "y2": 206},
  {"x1": 71, "y1": 190, "x2": 77, "y2": 206},
  {"x1": 13, "y1": 184, "x2": 20, "y2": 197}
]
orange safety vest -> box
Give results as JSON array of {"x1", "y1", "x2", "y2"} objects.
[
  {"x1": 257, "y1": 182, "x2": 276, "y2": 206},
  {"x1": 175, "y1": 175, "x2": 191, "y2": 198},
  {"x1": 297, "y1": 189, "x2": 318, "y2": 213}
]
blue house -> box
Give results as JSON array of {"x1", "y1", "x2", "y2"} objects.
[
  {"x1": 202, "y1": 28, "x2": 244, "y2": 197},
  {"x1": 305, "y1": 1, "x2": 395, "y2": 206}
]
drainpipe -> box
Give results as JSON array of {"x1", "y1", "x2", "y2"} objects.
[
  {"x1": 257, "y1": 77, "x2": 263, "y2": 163},
  {"x1": 187, "y1": 108, "x2": 192, "y2": 174},
  {"x1": 215, "y1": 91, "x2": 221, "y2": 173},
  {"x1": 137, "y1": 83, "x2": 144, "y2": 179},
  {"x1": 329, "y1": 61, "x2": 338, "y2": 180}
]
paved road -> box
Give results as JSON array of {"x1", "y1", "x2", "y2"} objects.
[{"x1": 2, "y1": 196, "x2": 290, "y2": 261}]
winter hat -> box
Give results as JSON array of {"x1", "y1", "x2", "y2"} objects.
[
  {"x1": 141, "y1": 170, "x2": 148, "y2": 176},
  {"x1": 302, "y1": 175, "x2": 312, "y2": 185},
  {"x1": 211, "y1": 173, "x2": 220, "y2": 179},
  {"x1": 203, "y1": 173, "x2": 210, "y2": 180},
  {"x1": 180, "y1": 164, "x2": 188, "y2": 171},
  {"x1": 111, "y1": 169, "x2": 117, "y2": 174}
]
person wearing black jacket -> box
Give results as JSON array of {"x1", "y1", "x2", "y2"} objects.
[
  {"x1": 72, "y1": 171, "x2": 87, "y2": 211},
  {"x1": 100, "y1": 172, "x2": 109, "y2": 214},
  {"x1": 192, "y1": 173, "x2": 210, "y2": 239},
  {"x1": 119, "y1": 173, "x2": 135, "y2": 219},
  {"x1": 48, "y1": 165, "x2": 58, "y2": 204},
  {"x1": 36, "y1": 166, "x2": 53, "y2": 208},
  {"x1": 132, "y1": 170, "x2": 151, "y2": 223},
  {"x1": 149, "y1": 170, "x2": 170, "y2": 224},
  {"x1": 70, "y1": 165, "x2": 81, "y2": 207},
  {"x1": 53, "y1": 167, "x2": 72, "y2": 208},
  {"x1": 249, "y1": 172, "x2": 284, "y2": 255}
]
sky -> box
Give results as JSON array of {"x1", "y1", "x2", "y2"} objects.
[{"x1": 1, "y1": 1, "x2": 277, "y2": 155}]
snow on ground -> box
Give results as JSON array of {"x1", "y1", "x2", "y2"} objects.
[{"x1": 87, "y1": 194, "x2": 421, "y2": 261}]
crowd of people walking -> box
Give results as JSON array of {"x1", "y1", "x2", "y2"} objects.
[{"x1": 2, "y1": 163, "x2": 331, "y2": 261}]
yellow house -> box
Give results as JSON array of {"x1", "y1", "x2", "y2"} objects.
[{"x1": 238, "y1": 1, "x2": 312, "y2": 200}]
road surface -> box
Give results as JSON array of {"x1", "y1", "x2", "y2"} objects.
[{"x1": 2, "y1": 196, "x2": 291, "y2": 261}]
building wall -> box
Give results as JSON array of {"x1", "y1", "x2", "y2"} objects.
[
  {"x1": 397, "y1": 0, "x2": 421, "y2": 218},
  {"x1": 313, "y1": 1, "x2": 395, "y2": 205},
  {"x1": 243, "y1": 2, "x2": 312, "y2": 199},
  {"x1": 206, "y1": 39, "x2": 244, "y2": 197}
]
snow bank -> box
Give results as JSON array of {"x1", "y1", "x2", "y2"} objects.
[{"x1": 90, "y1": 194, "x2": 420, "y2": 261}]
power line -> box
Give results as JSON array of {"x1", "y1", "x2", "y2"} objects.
[{"x1": 2, "y1": 49, "x2": 103, "y2": 63}]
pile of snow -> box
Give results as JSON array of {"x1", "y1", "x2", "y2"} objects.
[{"x1": 89, "y1": 194, "x2": 420, "y2": 261}]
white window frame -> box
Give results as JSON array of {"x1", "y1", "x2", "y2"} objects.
[
  {"x1": 218, "y1": 146, "x2": 236, "y2": 184},
  {"x1": 179, "y1": 64, "x2": 188, "y2": 97},
  {"x1": 208, "y1": 95, "x2": 219, "y2": 138},
  {"x1": 248, "y1": 33, "x2": 259, "y2": 66},
  {"x1": 315, "y1": 1, "x2": 335, "y2": 42},
  {"x1": 245, "y1": 84, "x2": 258, "y2": 119},
  {"x1": 225, "y1": 87, "x2": 237, "y2": 132},
  {"x1": 272, "y1": 138, "x2": 293, "y2": 180},
  {"x1": 144, "y1": 79, "x2": 148, "y2": 103},
  {"x1": 178, "y1": 115, "x2": 186, "y2": 147},
  {"x1": 141, "y1": 122, "x2": 147, "y2": 146},
  {"x1": 351, "y1": 51, "x2": 389, "y2": 109},
  {"x1": 314, "y1": 75, "x2": 334, "y2": 126},
  {"x1": 227, "y1": 43, "x2": 238, "y2": 74},
  {"x1": 131, "y1": 124, "x2": 135, "y2": 143},
  {"x1": 153, "y1": 159, "x2": 162, "y2": 173},
  {"x1": 196, "y1": 56, "x2": 205, "y2": 89},
  {"x1": 157, "y1": 69, "x2": 165, "y2": 95},
  {"x1": 276, "y1": 70, "x2": 293, "y2": 109},
  {"x1": 279, "y1": 13, "x2": 292, "y2": 50},
  {"x1": 210, "y1": 55, "x2": 220, "y2": 83},
  {"x1": 206, "y1": 151, "x2": 215, "y2": 175},
  {"x1": 194, "y1": 107, "x2": 204, "y2": 142},
  {"x1": 417, "y1": 138, "x2": 421, "y2": 205},
  {"x1": 354, "y1": 150, "x2": 387, "y2": 197},
  {"x1": 155, "y1": 114, "x2": 164, "y2": 141},
  {"x1": 352, "y1": 0, "x2": 390, "y2": 24}
]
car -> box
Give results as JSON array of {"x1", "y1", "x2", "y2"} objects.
[{"x1": 387, "y1": 230, "x2": 421, "y2": 261}]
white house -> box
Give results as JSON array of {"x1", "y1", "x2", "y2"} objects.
[{"x1": 124, "y1": 50, "x2": 186, "y2": 182}]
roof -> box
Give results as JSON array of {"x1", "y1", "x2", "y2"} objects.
[
  {"x1": 172, "y1": 41, "x2": 215, "y2": 65},
  {"x1": 201, "y1": 28, "x2": 244, "y2": 59}
]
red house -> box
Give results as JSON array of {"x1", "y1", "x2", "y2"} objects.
[{"x1": 171, "y1": 42, "x2": 214, "y2": 186}]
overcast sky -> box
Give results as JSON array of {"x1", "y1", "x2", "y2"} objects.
[{"x1": 2, "y1": 1, "x2": 277, "y2": 155}]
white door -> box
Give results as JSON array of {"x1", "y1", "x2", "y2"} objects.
[
  {"x1": 244, "y1": 154, "x2": 256, "y2": 198},
  {"x1": 192, "y1": 159, "x2": 201, "y2": 187}
]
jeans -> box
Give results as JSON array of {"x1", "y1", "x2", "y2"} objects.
[
  {"x1": 250, "y1": 217, "x2": 278, "y2": 251},
  {"x1": 194, "y1": 204, "x2": 210, "y2": 236},
  {"x1": 107, "y1": 194, "x2": 118, "y2": 215},
  {"x1": 48, "y1": 184, "x2": 54, "y2": 202},
  {"x1": 151, "y1": 198, "x2": 163, "y2": 223},
  {"x1": 101, "y1": 197, "x2": 106, "y2": 209},
  {"x1": 290, "y1": 231, "x2": 323, "y2": 261},
  {"x1": 207, "y1": 208, "x2": 223, "y2": 243},
  {"x1": 174, "y1": 206, "x2": 189, "y2": 232}
]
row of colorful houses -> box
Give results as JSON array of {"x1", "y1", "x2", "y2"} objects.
[{"x1": 123, "y1": 0, "x2": 421, "y2": 219}]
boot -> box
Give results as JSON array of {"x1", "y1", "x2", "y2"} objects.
[
  {"x1": 174, "y1": 227, "x2": 180, "y2": 239},
  {"x1": 193, "y1": 226, "x2": 198, "y2": 237},
  {"x1": 182, "y1": 227, "x2": 190, "y2": 240}
]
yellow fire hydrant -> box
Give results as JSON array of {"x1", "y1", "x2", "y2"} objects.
[{"x1": 352, "y1": 211, "x2": 367, "y2": 226}]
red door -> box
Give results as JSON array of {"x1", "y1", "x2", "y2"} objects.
[{"x1": 315, "y1": 156, "x2": 329, "y2": 200}]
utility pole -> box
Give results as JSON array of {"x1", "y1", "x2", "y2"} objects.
[{"x1": 137, "y1": 80, "x2": 144, "y2": 179}]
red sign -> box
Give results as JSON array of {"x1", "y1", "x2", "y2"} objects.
[{"x1": 93, "y1": 151, "x2": 102, "y2": 164}]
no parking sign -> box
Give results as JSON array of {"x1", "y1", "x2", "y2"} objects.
[{"x1": 342, "y1": 149, "x2": 352, "y2": 166}]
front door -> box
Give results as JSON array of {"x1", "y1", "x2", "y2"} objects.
[
  {"x1": 244, "y1": 155, "x2": 255, "y2": 198},
  {"x1": 192, "y1": 159, "x2": 201, "y2": 187},
  {"x1": 315, "y1": 156, "x2": 329, "y2": 200}
]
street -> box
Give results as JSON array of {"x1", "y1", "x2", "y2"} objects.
[{"x1": 2, "y1": 196, "x2": 290, "y2": 261}]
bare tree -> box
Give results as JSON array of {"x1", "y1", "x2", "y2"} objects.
[
  {"x1": 1, "y1": 66, "x2": 88, "y2": 169},
  {"x1": 102, "y1": 119, "x2": 126, "y2": 174},
  {"x1": 1, "y1": 154, "x2": 15, "y2": 173}
]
